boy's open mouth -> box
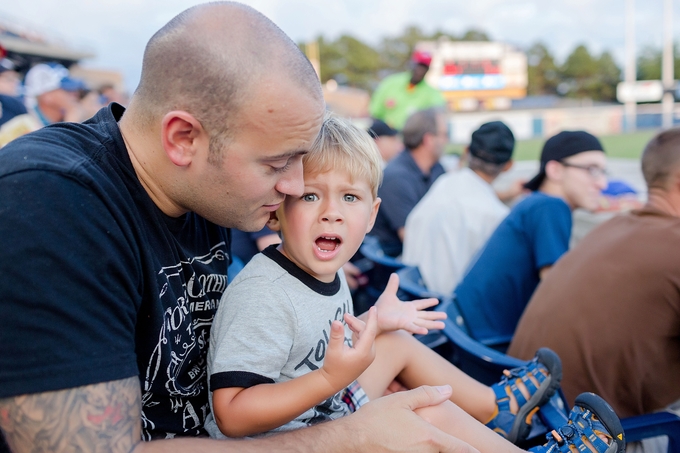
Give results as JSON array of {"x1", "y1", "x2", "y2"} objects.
[{"x1": 315, "y1": 235, "x2": 342, "y2": 253}]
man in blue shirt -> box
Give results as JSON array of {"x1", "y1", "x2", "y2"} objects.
[
  {"x1": 370, "y1": 107, "x2": 448, "y2": 257},
  {"x1": 453, "y1": 131, "x2": 608, "y2": 345}
]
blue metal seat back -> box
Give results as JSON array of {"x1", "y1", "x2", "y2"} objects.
[{"x1": 353, "y1": 236, "x2": 405, "y2": 313}]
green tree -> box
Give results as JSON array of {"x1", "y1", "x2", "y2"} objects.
[
  {"x1": 460, "y1": 29, "x2": 490, "y2": 41},
  {"x1": 637, "y1": 46, "x2": 662, "y2": 80},
  {"x1": 637, "y1": 44, "x2": 680, "y2": 81},
  {"x1": 595, "y1": 51, "x2": 621, "y2": 102},
  {"x1": 316, "y1": 34, "x2": 381, "y2": 90},
  {"x1": 526, "y1": 42, "x2": 559, "y2": 95},
  {"x1": 559, "y1": 44, "x2": 622, "y2": 101},
  {"x1": 378, "y1": 25, "x2": 430, "y2": 73}
]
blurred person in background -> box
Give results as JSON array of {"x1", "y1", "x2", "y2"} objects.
[
  {"x1": 369, "y1": 107, "x2": 448, "y2": 257},
  {"x1": 0, "y1": 58, "x2": 21, "y2": 97},
  {"x1": 98, "y1": 83, "x2": 128, "y2": 106},
  {"x1": 23, "y1": 62, "x2": 87, "y2": 126},
  {"x1": 402, "y1": 121, "x2": 516, "y2": 295},
  {"x1": 367, "y1": 118, "x2": 403, "y2": 165},
  {"x1": 453, "y1": 131, "x2": 608, "y2": 344},
  {"x1": 0, "y1": 58, "x2": 32, "y2": 148},
  {"x1": 369, "y1": 50, "x2": 446, "y2": 131}
]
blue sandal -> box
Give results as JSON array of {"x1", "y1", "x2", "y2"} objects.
[
  {"x1": 486, "y1": 347, "x2": 563, "y2": 443},
  {"x1": 530, "y1": 392, "x2": 626, "y2": 453}
]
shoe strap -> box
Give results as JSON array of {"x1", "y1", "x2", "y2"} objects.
[{"x1": 492, "y1": 359, "x2": 548, "y2": 410}]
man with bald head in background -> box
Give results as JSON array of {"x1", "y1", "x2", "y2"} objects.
[{"x1": 0, "y1": 3, "x2": 472, "y2": 453}]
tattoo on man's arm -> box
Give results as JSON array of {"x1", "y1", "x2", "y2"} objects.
[{"x1": 0, "y1": 377, "x2": 142, "y2": 453}]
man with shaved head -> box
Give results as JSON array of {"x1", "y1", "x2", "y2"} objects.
[{"x1": 0, "y1": 3, "x2": 472, "y2": 452}]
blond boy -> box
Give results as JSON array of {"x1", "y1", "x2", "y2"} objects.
[{"x1": 205, "y1": 115, "x2": 625, "y2": 453}]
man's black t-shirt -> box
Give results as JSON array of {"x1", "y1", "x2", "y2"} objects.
[{"x1": 0, "y1": 104, "x2": 230, "y2": 439}]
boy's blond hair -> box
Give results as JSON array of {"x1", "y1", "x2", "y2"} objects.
[{"x1": 303, "y1": 113, "x2": 383, "y2": 198}]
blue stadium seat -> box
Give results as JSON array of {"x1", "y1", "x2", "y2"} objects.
[
  {"x1": 396, "y1": 265, "x2": 510, "y2": 351},
  {"x1": 227, "y1": 255, "x2": 245, "y2": 281},
  {"x1": 429, "y1": 289, "x2": 680, "y2": 451},
  {"x1": 352, "y1": 236, "x2": 405, "y2": 314},
  {"x1": 621, "y1": 411, "x2": 680, "y2": 452}
]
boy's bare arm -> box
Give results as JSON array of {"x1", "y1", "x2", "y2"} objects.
[{"x1": 213, "y1": 310, "x2": 378, "y2": 437}]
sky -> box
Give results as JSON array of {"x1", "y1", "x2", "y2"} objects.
[{"x1": 1, "y1": 0, "x2": 678, "y2": 94}]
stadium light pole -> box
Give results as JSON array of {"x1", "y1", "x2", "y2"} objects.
[
  {"x1": 624, "y1": 0, "x2": 636, "y2": 132},
  {"x1": 662, "y1": 0, "x2": 674, "y2": 129}
]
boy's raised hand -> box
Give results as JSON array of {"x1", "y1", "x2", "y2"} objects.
[
  {"x1": 373, "y1": 273, "x2": 446, "y2": 335},
  {"x1": 319, "y1": 307, "x2": 378, "y2": 392}
]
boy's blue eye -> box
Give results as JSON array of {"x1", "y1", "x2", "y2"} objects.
[
  {"x1": 302, "y1": 193, "x2": 318, "y2": 202},
  {"x1": 343, "y1": 194, "x2": 358, "y2": 202}
]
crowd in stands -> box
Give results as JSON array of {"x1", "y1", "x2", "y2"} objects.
[
  {"x1": 0, "y1": 4, "x2": 677, "y2": 453},
  {"x1": 0, "y1": 59, "x2": 126, "y2": 147}
]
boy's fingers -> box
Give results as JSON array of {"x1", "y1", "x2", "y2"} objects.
[
  {"x1": 418, "y1": 311, "x2": 447, "y2": 321},
  {"x1": 413, "y1": 297, "x2": 440, "y2": 310},
  {"x1": 354, "y1": 307, "x2": 378, "y2": 350},
  {"x1": 344, "y1": 313, "x2": 366, "y2": 335},
  {"x1": 414, "y1": 319, "x2": 445, "y2": 331},
  {"x1": 383, "y1": 273, "x2": 400, "y2": 296},
  {"x1": 364, "y1": 306, "x2": 379, "y2": 333},
  {"x1": 406, "y1": 325, "x2": 429, "y2": 335},
  {"x1": 327, "y1": 320, "x2": 346, "y2": 352}
]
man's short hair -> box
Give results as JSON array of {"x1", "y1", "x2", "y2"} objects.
[
  {"x1": 132, "y1": 2, "x2": 321, "y2": 163},
  {"x1": 402, "y1": 107, "x2": 443, "y2": 150},
  {"x1": 642, "y1": 127, "x2": 680, "y2": 189},
  {"x1": 305, "y1": 113, "x2": 383, "y2": 198},
  {"x1": 468, "y1": 155, "x2": 507, "y2": 179}
]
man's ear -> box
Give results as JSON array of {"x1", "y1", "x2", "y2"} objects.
[
  {"x1": 266, "y1": 211, "x2": 282, "y2": 232},
  {"x1": 160, "y1": 111, "x2": 206, "y2": 167},
  {"x1": 422, "y1": 131, "x2": 435, "y2": 149},
  {"x1": 544, "y1": 160, "x2": 564, "y2": 182},
  {"x1": 502, "y1": 160, "x2": 514, "y2": 172},
  {"x1": 365, "y1": 197, "x2": 382, "y2": 234},
  {"x1": 459, "y1": 146, "x2": 470, "y2": 168}
]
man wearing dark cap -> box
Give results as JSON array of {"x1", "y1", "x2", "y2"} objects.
[
  {"x1": 367, "y1": 118, "x2": 403, "y2": 164},
  {"x1": 402, "y1": 121, "x2": 516, "y2": 295},
  {"x1": 369, "y1": 50, "x2": 446, "y2": 130},
  {"x1": 452, "y1": 130, "x2": 607, "y2": 346}
]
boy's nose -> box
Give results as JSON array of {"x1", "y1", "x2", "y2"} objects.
[{"x1": 321, "y1": 201, "x2": 343, "y2": 223}]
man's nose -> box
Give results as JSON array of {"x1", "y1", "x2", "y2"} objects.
[{"x1": 275, "y1": 158, "x2": 304, "y2": 197}]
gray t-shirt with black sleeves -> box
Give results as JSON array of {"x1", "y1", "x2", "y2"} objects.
[{"x1": 205, "y1": 245, "x2": 368, "y2": 438}]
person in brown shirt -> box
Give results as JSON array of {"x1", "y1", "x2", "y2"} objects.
[{"x1": 509, "y1": 128, "x2": 680, "y2": 424}]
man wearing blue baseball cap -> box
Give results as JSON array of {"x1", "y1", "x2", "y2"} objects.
[
  {"x1": 453, "y1": 130, "x2": 608, "y2": 346},
  {"x1": 23, "y1": 62, "x2": 86, "y2": 126}
]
